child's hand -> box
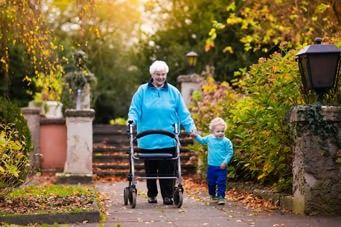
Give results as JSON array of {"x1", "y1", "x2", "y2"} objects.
[
  {"x1": 220, "y1": 163, "x2": 227, "y2": 169},
  {"x1": 190, "y1": 130, "x2": 197, "y2": 138}
]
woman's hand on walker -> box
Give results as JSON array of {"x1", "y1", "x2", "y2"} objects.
[{"x1": 127, "y1": 119, "x2": 134, "y2": 126}]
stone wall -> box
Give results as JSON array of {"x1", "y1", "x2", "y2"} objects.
[
  {"x1": 177, "y1": 74, "x2": 203, "y2": 106},
  {"x1": 289, "y1": 105, "x2": 341, "y2": 215}
]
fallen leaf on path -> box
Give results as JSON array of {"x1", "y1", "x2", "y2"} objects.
[{"x1": 183, "y1": 177, "x2": 279, "y2": 212}]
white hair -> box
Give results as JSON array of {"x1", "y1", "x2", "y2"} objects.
[
  {"x1": 209, "y1": 117, "x2": 227, "y2": 132},
  {"x1": 149, "y1": 60, "x2": 169, "y2": 75}
]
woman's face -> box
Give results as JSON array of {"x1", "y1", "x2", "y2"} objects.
[{"x1": 152, "y1": 70, "x2": 167, "y2": 88}]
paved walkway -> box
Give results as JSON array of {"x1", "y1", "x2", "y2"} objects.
[{"x1": 75, "y1": 181, "x2": 341, "y2": 227}]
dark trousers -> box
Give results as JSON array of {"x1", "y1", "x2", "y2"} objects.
[
  {"x1": 207, "y1": 165, "x2": 227, "y2": 198},
  {"x1": 140, "y1": 147, "x2": 176, "y2": 199}
]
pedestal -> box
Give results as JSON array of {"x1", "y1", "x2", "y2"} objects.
[
  {"x1": 21, "y1": 107, "x2": 41, "y2": 171},
  {"x1": 289, "y1": 105, "x2": 341, "y2": 215},
  {"x1": 57, "y1": 109, "x2": 95, "y2": 184}
]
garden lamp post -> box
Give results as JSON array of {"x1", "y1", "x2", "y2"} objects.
[
  {"x1": 177, "y1": 50, "x2": 202, "y2": 105},
  {"x1": 186, "y1": 50, "x2": 198, "y2": 74},
  {"x1": 291, "y1": 37, "x2": 341, "y2": 215},
  {"x1": 295, "y1": 37, "x2": 341, "y2": 103}
]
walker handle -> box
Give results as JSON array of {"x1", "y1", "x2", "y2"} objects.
[
  {"x1": 127, "y1": 120, "x2": 134, "y2": 137},
  {"x1": 136, "y1": 130, "x2": 175, "y2": 139}
]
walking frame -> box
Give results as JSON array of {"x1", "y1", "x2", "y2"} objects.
[{"x1": 123, "y1": 120, "x2": 184, "y2": 208}]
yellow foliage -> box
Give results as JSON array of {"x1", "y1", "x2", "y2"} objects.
[
  {"x1": 208, "y1": 0, "x2": 340, "y2": 54},
  {"x1": 0, "y1": 0, "x2": 69, "y2": 101},
  {"x1": 223, "y1": 46, "x2": 234, "y2": 54}
]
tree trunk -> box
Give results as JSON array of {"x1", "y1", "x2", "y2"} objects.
[
  {"x1": 331, "y1": 0, "x2": 341, "y2": 26},
  {"x1": 0, "y1": 5, "x2": 10, "y2": 98}
]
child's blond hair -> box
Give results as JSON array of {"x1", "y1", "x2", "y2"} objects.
[{"x1": 209, "y1": 117, "x2": 227, "y2": 132}]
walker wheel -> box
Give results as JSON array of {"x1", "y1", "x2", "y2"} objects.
[
  {"x1": 123, "y1": 187, "x2": 129, "y2": 205},
  {"x1": 129, "y1": 188, "x2": 137, "y2": 208},
  {"x1": 173, "y1": 188, "x2": 183, "y2": 208}
]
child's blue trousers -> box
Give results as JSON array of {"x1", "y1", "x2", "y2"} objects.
[{"x1": 207, "y1": 165, "x2": 227, "y2": 198}]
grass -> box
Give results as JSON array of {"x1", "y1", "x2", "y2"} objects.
[
  {"x1": 0, "y1": 184, "x2": 99, "y2": 216},
  {"x1": 9, "y1": 184, "x2": 95, "y2": 198}
]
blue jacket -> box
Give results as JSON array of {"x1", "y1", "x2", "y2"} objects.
[
  {"x1": 128, "y1": 81, "x2": 196, "y2": 149},
  {"x1": 195, "y1": 134, "x2": 233, "y2": 166}
]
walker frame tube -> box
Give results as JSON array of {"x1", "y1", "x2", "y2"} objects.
[{"x1": 127, "y1": 123, "x2": 183, "y2": 184}]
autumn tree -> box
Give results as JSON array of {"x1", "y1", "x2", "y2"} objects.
[
  {"x1": 46, "y1": 0, "x2": 143, "y2": 121},
  {"x1": 0, "y1": 0, "x2": 64, "y2": 105},
  {"x1": 131, "y1": 0, "x2": 263, "y2": 83},
  {"x1": 206, "y1": 0, "x2": 341, "y2": 54}
]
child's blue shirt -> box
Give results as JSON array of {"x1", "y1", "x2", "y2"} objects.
[
  {"x1": 128, "y1": 81, "x2": 196, "y2": 149},
  {"x1": 195, "y1": 134, "x2": 233, "y2": 166}
]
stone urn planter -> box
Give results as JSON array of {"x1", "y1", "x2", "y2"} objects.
[
  {"x1": 28, "y1": 100, "x2": 63, "y2": 119},
  {"x1": 43, "y1": 101, "x2": 63, "y2": 119}
]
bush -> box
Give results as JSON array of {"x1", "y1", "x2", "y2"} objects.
[
  {"x1": 189, "y1": 74, "x2": 240, "y2": 176},
  {"x1": 231, "y1": 49, "x2": 303, "y2": 192},
  {"x1": 190, "y1": 48, "x2": 304, "y2": 192},
  {"x1": 109, "y1": 117, "x2": 127, "y2": 126},
  {"x1": 0, "y1": 97, "x2": 32, "y2": 198}
]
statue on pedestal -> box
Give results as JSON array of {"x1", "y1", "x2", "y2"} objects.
[{"x1": 64, "y1": 50, "x2": 96, "y2": 110}]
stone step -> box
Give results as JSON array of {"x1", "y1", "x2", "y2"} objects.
[
  {"x1": 93, "y1": 145, "x2": 130, "y2": 153},
  {"x1": 93, "y1": 169, "x2": 144, "y2": 177},
  {"x1": 93, "y1": 125, "x2": 194, "y2": 146},
  {"x1": 94, "y1": 166, "x2": 196, "y2": 177},
  {"x1": 93, "y1": 163, "x2": 196, "y2": 176},
  {"x1": 92, "y1": 124, "x2": 197, "y2": 178},
  {"x1": 93, "y1": 154, "x2": 128, "y2": 161},
  {"x1": 93, "y1": 145, "x2": 194, "y2": 155},
  {"x1": 93, "y1": 135, "x2": 129, "y2": 145},
  {"x1": 93, "y1": 162, "x2": 143, "y2": 170},
  {"x1": 93, "y1": 152, "x2": 194, "y2": 162},
  {"x1": 93, "y1": 136, "x2": 193, "y2": 147},
  {"x1": 93, "y1": 124, "x2": 127, "y2": 135},
  {"x1": 93, "y1": 162, "x2": 196, "y2": 169},
  {"x1": 94, "y1": 124, "x2": 194, "y2": 138}
]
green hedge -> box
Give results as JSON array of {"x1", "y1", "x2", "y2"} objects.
[{"x1": 0, "y1": 97, "x2": 32, "y2": 198}]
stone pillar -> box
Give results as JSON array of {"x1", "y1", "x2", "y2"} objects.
[
  {"x1": 21, "y1": 107, "x2": 41, "y2": 171},
  {"x1": 177, "y1": 73, "x2": 203, "y2": 106},
  {"x1": 289, "y1": 105, "x2": 341, "y2": 215},
  {"x1": 56, "y1": 109, "x2": 95, "y2": 184}
]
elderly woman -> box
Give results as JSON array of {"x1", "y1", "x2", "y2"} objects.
[{"x1": 128, "y1": 60, "x2": 196, "y2": 205}]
